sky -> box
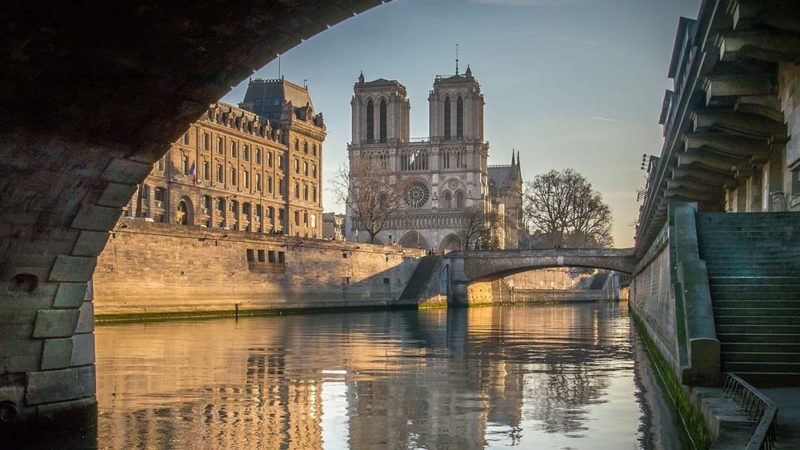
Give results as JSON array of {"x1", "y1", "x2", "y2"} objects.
[{"x1": 222, "y1": 0, "x2": 702, "y2": 247}]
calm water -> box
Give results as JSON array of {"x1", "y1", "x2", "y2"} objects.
[{"x1": 34, "y1": 303, "x2": 689, "y2": 449}]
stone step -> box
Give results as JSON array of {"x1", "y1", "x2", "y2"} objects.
[
  {"x1": 718, "y1": 332, "x2": 800, "y2": 344},
  {"x1": 710, "y1": 290, "x2": 800, "y2": 300},
  {"x1": 721, "y1": 342, "x2": 800, "y2": 353},
  {"x1": 714, "y1": 300, "x2": 800, "y2": 309},
  {"x1": 715, "y1": 315, "x2": 800, "y2": 325},
  {"x1": 714, "y1": 307, "x2": 800, "y2": 317},
  {"x1": 721, "y1": 361, "x2": 800, "y2": 373},
  {"x1": 709, "y1": 277, "x2": 800, "y2": 285},
  {"x1": 734, "y1": 371, "x2": 800, "y2": 387},
  {"x1": 717, "y1": 323, "x2": 800, "y2": 334},
  {"x1": 722, "y1": 351, "x2": 800, "y2": 363}
]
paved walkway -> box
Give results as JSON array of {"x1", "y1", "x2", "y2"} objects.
[{"x1": 762, "y1": 388, "x2": 800, "y2": 449}]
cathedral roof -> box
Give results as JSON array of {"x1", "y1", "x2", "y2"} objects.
[{"x1": 488, "y1": 165, "x2": 514, "y2": 189}]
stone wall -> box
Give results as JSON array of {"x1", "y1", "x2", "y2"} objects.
[{"x1": 93, "y1": 220, "x2": 424, "y2": 316}]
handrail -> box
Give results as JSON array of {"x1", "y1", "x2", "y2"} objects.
[{"x1": 723, "y1": 373, "x2": 779, "y2": 450}]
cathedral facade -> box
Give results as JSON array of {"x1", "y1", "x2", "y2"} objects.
[{"x1": 346, "y1": 68, "x2": 523, "y2": 250}]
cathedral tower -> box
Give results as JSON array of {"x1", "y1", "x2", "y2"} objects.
[
  {"x1": 351, "y1": 73, "x2": 410, "y2": 145},
  {"x1": 429, "y1": 66, "x2": 484, "y2": 142}
]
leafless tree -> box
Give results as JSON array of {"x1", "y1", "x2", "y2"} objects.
[
  {"x1": 457, "y1": 206, "x2": 502, "y2": 250},
  {"x1": 332, "y1": 156, "x2": 407, "y2": 244},
  {"x1": 523, "y1": 169, "x2": 613, "y2": 248}
]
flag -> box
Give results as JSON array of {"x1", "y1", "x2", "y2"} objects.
[{"x1": 188, "y1": 162, "x2": 196, "y2": 185}]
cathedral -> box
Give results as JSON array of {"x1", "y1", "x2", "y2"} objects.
[{"x1": 346, "y1": 67, "x2": 523, "y2": 251}]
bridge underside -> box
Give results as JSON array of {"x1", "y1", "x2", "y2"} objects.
[{"x1": 0, "y1": 0, "x2": 383, "y2": 430}]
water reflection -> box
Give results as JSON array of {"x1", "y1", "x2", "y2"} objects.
[{"x1": 86, "y1": 303, "x2": 684, "y2": 449}]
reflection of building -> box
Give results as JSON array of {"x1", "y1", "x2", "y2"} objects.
[
  {"x1": 125, "y1": 77, "x2": 325, "y2": 238},
  {"x1": 346, "y1": 68, "x2": 523, "y2": 250},
  {"x1": 322, "y1": 212, "x2": 345, "y2": 241}
]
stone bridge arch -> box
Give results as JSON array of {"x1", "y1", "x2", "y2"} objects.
[
  {"x1": 1, "y1": 0, "x2": 386, "y2": 429},
  {"x1": 444, "y1": 248, "x2": 638, "y2": 305}
]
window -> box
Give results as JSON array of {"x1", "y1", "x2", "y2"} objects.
[
  {"x1": 231, "y1": 168, "x2": 237, "y2": 186},
  {"x1": 154, "y1": 187, "x2": 165, "y2": 202},
  {"x1": 268, "y1": 152, "x2": 273, "y2": 167},
  {"x1": 257, "y1": 250, "x2": 265, "y2": 262},
  {"x1": 456, "y1": 190, "x2": 465, "y2": 208},
  {"x1": 182, "y1": 132, "x2": 190, "y2": 145},
  {"x1": 310, "y1": 214, "x2": 317, "y2": 228},
  {"x1": 379, "y1": 99, "x2": 387, "y2": 143},
  {"x1": 217, "y1": 137, "x2": 224, "y2": 154},
  {"x1": 278, "y1": 178, "x2": 284, "y2": 195},
  {"x1": 444, "y1": 96, "x2": 451, "y2": 139},
  {"x1": 312, "y1": 144, "x2": 317, "y2": 156},
  {"x1": 141, "y1": 184, "x2": 150, "y2": 200},
  {"x1": 278, "y1": 208, "x2": 284, "y2": 222},
  {"x1": 295, "y1": 182, "x2": 300, "y2": 198},
  {"x1": 312, "y1": 164, "x2": 317, "y2": 178},
  {"x1": 255, "y1": 148, "x2": 261, "y2": 164},
  {"x1": 268, "y1": 207, "x2": 274, "y2": 219},
  {"x1": 203, "y1": 133, "x2": 210, "y2": 150},
  {"x1": 303, "y1": 161, "x2": 308, "y2": 176},
  {"x1": 443, "y1": 191, "x2": 452, "y2": 208},
  {"x1": 383, "y1": 277, "x2": 390, "y2": 285},
  {"x1": 157, "y1": 158, "x2": 164, "y2": 171},
  {"x1": 256, "y1": 173, "x2": 261, "y2": 192},
  {"x1": 278, "y1": 251, "x2": 285, "y2": 264},
  {"x1": 278, "y1": 154, "x2": 283, "y2": 169},
  {"x1": 303, "y1": 184, "x2": 308, "y2": 201},
  {"x1": 294, "y1": 211, "x2": 300, "y2": 225},
  {"x1": 181, "y1": 155, "x2": 189, "y2": 174},
  {"x1": 231, "y1": 142, "x2": 238, "y2": 158},
  {"x1": 312, "y1": 186, "x2": 317, "y2": 203},
  {"x1": 268, "y1": 250, "x2": 276, "y2": 263},
  {"x1": 242, "y1": 203, "x2": 251, "y2": 215},
  {"x1": 203, "y1": 160, "x2": 210, "y2": 180},
  {"x1": 243, "y1": 144, "x2": 249, "y2": 161},
  {"x1": 202, "y1": 195, "x2": 211, "y2": 210},
  {"x1": 217, "y1": 164, "x2": 223, "y2": 182},
  {"x1": 303, "y1": 141, "x2": 308, "y2": 154},
  {"x1": 294, "y1": 158, "x2": 299, "y2": 173},
  {"x1": 342, "y1": 252, "x2": 348, "y2": 259},
  {"x1": 294, "y1": 138, "x2": 299, "y2": 152},
  {"x1": 457, "y1": 96, "x2": 464, "y2": 138},
  {"x1": 268, "y1": 176, "x2": 273, "y2": 193},
  {"x1": 246, "y1": 249, "x2": 254, "y2": 262},
  {"x1": 366, "y1": 100, "x2": 374, "y2": 142},
  {"x1": 243, "y1": 170, "x2": 249, "y2": 188},
  {"x1": 217, "y1": 199, "x2": 225, "y2": 213}
]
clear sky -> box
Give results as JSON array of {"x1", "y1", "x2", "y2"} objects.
[{"x1": 222, "y1": 0, "x2": 701, "y2": 247}]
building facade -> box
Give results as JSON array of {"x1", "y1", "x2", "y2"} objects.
[
  {"x1": 346, "y1": 68, "x2": 523, "y2": 250},
  {"x1": 125, "y1": 78, "x2": 326, "y2": 238},
  {"x1": 322, "y1": 212, "x2": 346, "y2": 241}
]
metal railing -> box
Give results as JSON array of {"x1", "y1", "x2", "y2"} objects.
[{"x1": 723, "y1": 373, "x2": 779, "y2": 450}]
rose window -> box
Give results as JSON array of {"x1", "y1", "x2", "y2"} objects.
[{"x1": 405, "y1": 182, "x2": 430, "y2": 208}]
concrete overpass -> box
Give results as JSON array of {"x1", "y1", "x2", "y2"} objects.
[{"x1": 444, "y1": 248, "x2": 637, "y2": 305}]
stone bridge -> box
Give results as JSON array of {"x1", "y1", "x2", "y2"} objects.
[{"x1": 444, "y1": 248, "x2": 638, "y2": 305}]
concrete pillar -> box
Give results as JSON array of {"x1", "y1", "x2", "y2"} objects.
[
  {"x1": 746, "y1": 168, "x2": 763, "y2": 212},
  {"x1": 736, "y1": 185, "x2": 748, "y2": 212}
]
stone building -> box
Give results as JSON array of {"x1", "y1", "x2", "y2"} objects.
[
  {"x1": 346, "y1": 68, "x2": 523, "y2": 250},
  {"x1": 125, "y1": 77, "x2": 325, "y2": 238},
  {"x1": 322, "y1": 212, "x2": 346, "y2": 241}
]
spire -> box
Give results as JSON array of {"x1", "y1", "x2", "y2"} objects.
[
  {"x1": 465, "y1": 64, "x2": 472, "y2": 77},
  {"x1": 455, "y1": 43, "x2": 459, "y2": 75},
  {"x1": 511, "y1": 149, "x2": 516, "y2": 167},
  {"x1": 358, "y1": 71, "x2": 364, "y2": 84}
]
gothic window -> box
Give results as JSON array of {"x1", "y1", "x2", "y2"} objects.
[
  {"x1": 444, "y1": 96, "x2": 451, "y2": 140},
  {"x1": 456, "y1": 190, "x2": 465, "y2": 208},
  {"x1": 405, "y1": 182, "x2": 430, "y2": 208},
  {"x1": 443, "y1": 151, "x2": 450, "y2": 169},
  {"x1": 443, "y1": 191, "x2": 452, "y2": 209},
  {"x1": 457, "y1": 96, "x2": 464, "y2": 139},
  {"x1": 366, "y1": 100, "x2": 375, "y2": 142},
  {"x1": 379, "y1": 99, "x2": 387, "y2": 143}
]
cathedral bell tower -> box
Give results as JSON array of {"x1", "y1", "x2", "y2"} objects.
[
  {"x1": 428, "y1": 65, "x2": 484, "y2": 142},
  {"x1": 351, "y1": 72, "x2": 410, "y2": 145}
]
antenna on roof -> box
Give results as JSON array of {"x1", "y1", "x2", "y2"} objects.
[{"x1": 455, "y1": 43, "x2": 459, "y2": 75}]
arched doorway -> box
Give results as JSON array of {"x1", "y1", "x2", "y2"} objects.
[
  {"x1": 176, "y1": 198, "x2": 193, "y2": 225},
  {"x1": 398, "y1": 230, "x2": 430, "y2": 249},
  {"x1": 440, "y1": 233, "x2": 462, "y2": 252}
]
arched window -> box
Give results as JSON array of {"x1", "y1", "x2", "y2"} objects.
[
  {"x1": 177, "y1": 200, "x2": 189, "y2": 225},
  {"x1": 312, "y1": 164, "x2": 317, "y2": 178},
  {"x1": 443, "y1": 191, "x2": 452, "y2": 209},
  {"x1": 268, "y1": 176, "x2": 273, "y2": 193},
  {"x1": 303, "y1": 161, "x2": 308, "y2": 176},
  {"x1": 366, "y1": 100, "x2": 375, "y2": 142},
  {"x1": 295, "y1": 182, "x2": 300, "y2": 198},
  {"x1": 294, "y1": 138, "x2": 299, "y2": 152},
  {"x1": 457, "y1": 96, "x2": 464, "y2": 139},
  {"x1": 379, "y1": 99, "x2": 387, "y2": 143},
  {"x1": 303, "y1": 141, "x2": 308, "y2": 154},
  {"x1": 444, "y1": 96, "x2": 451, "y2": 140},
  {"x1": 203, "y1": 160, "x2": 210, "y2": 180},
  {"x1": 455, "y1": 190, "x2": 465, "y2": 208}
]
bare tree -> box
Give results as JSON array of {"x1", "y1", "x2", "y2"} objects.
[
  {"x1": 457, "y1": 206, "x2": 502, "y2": 250},
  {"x1": 524, "y1": 169, "x2": 613, "y2": 248},
  {"x1": 333, "y1": 156, "x2": 407, "y2": 244}
]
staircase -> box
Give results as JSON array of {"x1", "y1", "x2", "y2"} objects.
[
  {"x1": 399, "y1": 255, "x2": 441, "y2": 302},
  {"x1": 696, "y1": 212, "x2": 800, "y2": 386}
]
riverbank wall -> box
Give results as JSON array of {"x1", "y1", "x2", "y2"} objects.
[{"x1": 93, "y1": 220, "x2": 424, "y2": 318}]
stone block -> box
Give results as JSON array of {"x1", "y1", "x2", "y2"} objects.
[
  {"x1": 53, "y1": 282, "x2": 89, "y2": 308},
  {"x1": 41, "y1": 338, "x2": 74, "y2": 370},
  {"x1": 32, "y1": 310, "x2": 79, "y2": 338},
  {"x1": 70, "y1": 333, "x2": 94, "y2": 367},
  {"x1": 49, "y1": 255, "x2": 97, "y2": 282},
  {"x1": 71, "y1": 203, "x2": 122, "y2": 232},
  {"x1": 0, "y1": 339, "x2": 43, "y2": 372},
  {"x1": 25, "y1": 366, "x2": 95, "y2": 405},
  {"x1": 72, "y1": 231, "x2": 110, "y2": 257},
  {"x1": 96, "y1": 182, "x2": 138, "y2": 208},
  {"x1": 75, "y1": 302, "x2": 94, "y2": 334},
  {"x1": 101, "y1": 158, "x2": 153, "y2": 184}
]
